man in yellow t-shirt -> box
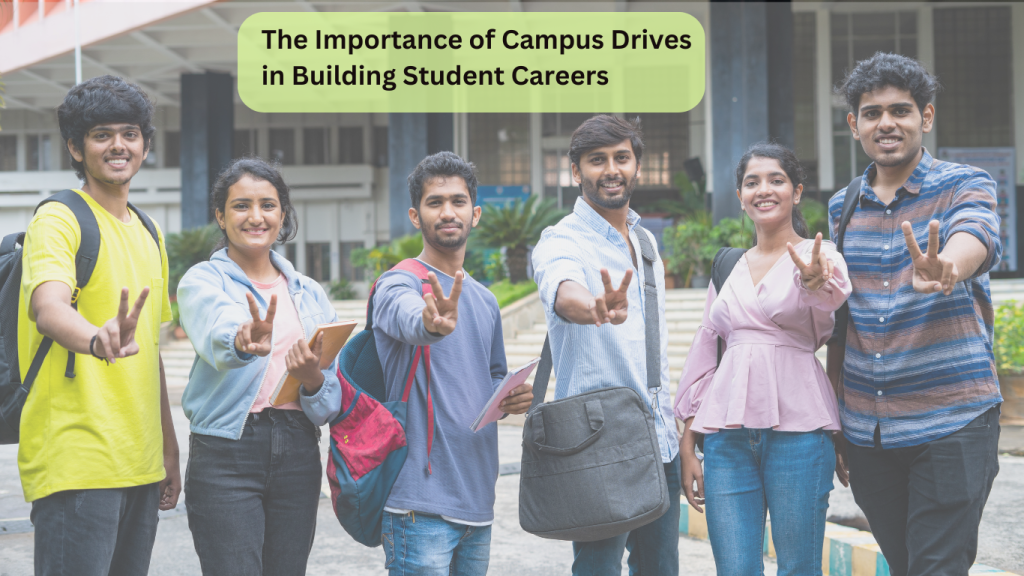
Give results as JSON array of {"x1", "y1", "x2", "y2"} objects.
[{"x1": 19, "y1": 76, "x2": 180, "y2": 576}]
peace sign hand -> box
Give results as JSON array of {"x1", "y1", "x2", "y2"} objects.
[
  {"x1": 422, "y1": 271, "x2": 463, "y2": 336},
  {"x1": 590, "y1": 268, "x2": 632, "y2": 327},
  {"x1": 234, "y1": 292, "x2": 277, "y2": 356},
  {"x1": 93, "y1": 287, "x2": 150, "y2": 363},
  {"x1": 788, "y1": 232, "x2": 834, "y2": 292},
  {"x1": 902, "y1": 219, "x2": 959, "y2": 295}
]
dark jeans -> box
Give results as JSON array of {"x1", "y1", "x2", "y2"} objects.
[
  {"x1": 846, "y1": 406, "x2": 1001, "y2": 576},
  {"x1": 185, "y1": 408, "x2": 322, "y2": 576},
  {"x1": 571, "y1": 455, "x2": 681, "y2": 576},
  {"x1": 31, "y1": 482, "x2": 160, "y2": 576}
]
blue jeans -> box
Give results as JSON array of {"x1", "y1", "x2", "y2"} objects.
[
  {"x1": 382, "y1": 511, "x2": 492, "y2": 576},
  {"x1": 571, "y1": 455, "x2": 681, "y2": 576},
  {"x1": 703, "y1": 428, "x2": 834, "y2": 576}
]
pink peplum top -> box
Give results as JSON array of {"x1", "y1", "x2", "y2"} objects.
[{"x1": 673, "y1": 239, "x2": 851, "y2": 434}]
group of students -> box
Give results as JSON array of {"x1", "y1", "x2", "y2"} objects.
[{"x1": 14, "y1": 51, "x2": 1003, "y2": 576}]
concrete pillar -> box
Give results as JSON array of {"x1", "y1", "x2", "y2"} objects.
[
  {"x1": 766, "y1": 2, "x2": 795, "y2": 151},
  {"x1": 710, "y1": 1, "x2": 770, "y2": 222},
  {"x1": 427, "y1": 113, "x2": 454, "y2": 155},
  {"x1": 180, "y1": 72, "x2": 233, "y2": 230},
  {"x1": 388, "y1": 113, "x2": 428, "y2": 238}
]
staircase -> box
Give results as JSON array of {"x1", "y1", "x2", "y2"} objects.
[{"x1": 161, "y1": 279, "x2": 1024, "y2": 405}]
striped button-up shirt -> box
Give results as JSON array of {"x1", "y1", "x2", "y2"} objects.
[
  {"x1": 532, "y1": 197, "x2": 678, "y2": 463},
  {"x1": 828, "y1": 148, "x2": 1003, "y2": 449}
]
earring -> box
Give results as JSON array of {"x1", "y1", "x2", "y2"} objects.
[{"x1": 741, "y1": 203, "x2": 745, "y2": 210}]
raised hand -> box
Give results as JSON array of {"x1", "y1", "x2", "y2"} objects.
[
  {"x1": 788, "y1": 232, "x2": 834, "y2": 291},
  {"x1": 286, "y1": 332, "x2": 325, "y2": 391},
  {"x1": 234, "y1": 292, "x2": 277, "y2": 356},
  {"x1": 590, "y1": 268, "x2": 632, "y2": 327},
  {"x1": 902, "y1": 220, "x2": 958, "y2": 295},
  {"x1": 422, "y1": 271, "x2": 463, "y2": 336},
  {"x1": 93, "y1": 287, "x2": 150, "y2": 363}
]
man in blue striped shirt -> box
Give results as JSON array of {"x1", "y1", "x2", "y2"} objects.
[
  {"x1": 829, "y1": 53, "x2": 1002, "y2": 576},
  {"x1": 532, "y1": 115, "x2": 680, "y2": 576}
]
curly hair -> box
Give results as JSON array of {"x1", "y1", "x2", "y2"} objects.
[
  {"x1": 407, "y1": 151, "x2": 478, "y2": 209},
  {"x1": 838, "y1": 52, "x2": 941, "y2": 116},
  {"x1": 56, "y1": 75, "x2": 156, "y2": 180}
]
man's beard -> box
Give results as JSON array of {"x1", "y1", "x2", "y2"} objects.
[
  {"x1": 581, "y1": 171, "x2": 639, "y2": 210},
  {"x1": 85, "y1": 157, "x2": 135, "y2": 186},
  {"x1": 424, "y1": 219, "x2": 469, "y2": 250},
  {"x1": 872, "y1": 144, "x2": 920, "y2": 168}
]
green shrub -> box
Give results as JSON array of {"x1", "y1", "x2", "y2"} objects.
[
  {"x1": 800, "y1": 198, "x2": 830, "y2": 239},
  {"x1": 351, "y1": 233, "x2": 424, "y2": 283},
  {"x1": 488, "y1": 279, "x2": 538, "y2": 308},
  {"x1": 166, "y1": 224, "x2": 221, "y2": 296},
  {"x1": 328, "y1": 278, "x2": 358, "y2": 300},
  {"x1": 475, "y1": 196, "x2": 567, "y2": 283},
  {"x1": 995, "y1": 300, "x2": 1024, "y2": 375},
  {"x1": 663, "y1": 213, "x2": 752, "y2": 286}
]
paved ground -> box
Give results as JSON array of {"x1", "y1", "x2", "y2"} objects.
[{"x1": 1, "y1": 406, "x2": 1021, "y2": 575}]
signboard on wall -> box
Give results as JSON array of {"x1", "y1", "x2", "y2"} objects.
[
  {"x1": 937, "y1": 147, "x2": 1017, "y2": 272},
  {"x1": 476, "y1": 185, "x2": 531, "y2": 208}
]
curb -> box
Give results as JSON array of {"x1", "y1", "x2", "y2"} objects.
[{"x1": 678, "y1": 504, "x2": 1019, "y2": 575}]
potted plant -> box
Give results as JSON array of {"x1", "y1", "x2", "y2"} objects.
[
  {"x1": 994, "y1": 300, "x2": 1024, "y2": 424},
  {"x1": 474, "y1": 195, "x2": 567, "y2": 284},
  {"x1": 663, "y1": 213, "x2": 716, "y2": 287},
  {"x1": 165, "y1": 224, "x2": 221, "y2": 338}
]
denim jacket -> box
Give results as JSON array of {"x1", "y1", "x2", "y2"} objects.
[{"x1": 177, "y1": 248, "x2": 342, "y2": 440}]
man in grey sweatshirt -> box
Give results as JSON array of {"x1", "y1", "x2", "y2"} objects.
[{"x1": 373, "y1": 151, "x2": 533, "y2": 576}]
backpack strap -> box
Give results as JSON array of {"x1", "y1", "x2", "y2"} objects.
[
  {"x1": 710, "y1": 247, "x2": 747, "y2": 366},
  {"x1": 127, "y1": 201, "x2": 161, "y2": 251},
  {"x1": 369, "y1": 258, "x2": 437, "y2": 474},
  {"x1": 829, "y1": 177, "x2": 863, "y2": 348},
  {"x1": 36, "y1": 190, "x2": 100, "y2": 379}
]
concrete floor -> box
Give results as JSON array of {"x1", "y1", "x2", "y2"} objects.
[{"x1": 1, "y1": 406, "x2": 1021, "y2": 575}]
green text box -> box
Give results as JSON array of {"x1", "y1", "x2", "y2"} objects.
[{"x1": 238, "y1": 12, "x2": 705, "y2": 113}]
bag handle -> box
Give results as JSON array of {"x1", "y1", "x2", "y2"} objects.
[
  {"x1": 526, "y1": 400, "x2": 604, "y2": 456},
  {"x1": 529, "y1": 226, "x2": 661, "y2": 413}
]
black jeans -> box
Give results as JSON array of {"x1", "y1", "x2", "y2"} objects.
[
  {"x1": 846, "y1": 405, "x2": 1001, "y2": 576},
  {"x1": 31, "y1": 483, "x2": 160, "y2": 576},
  {"x1": 185, "y1": 408, "x2": 322, "y2": 576}
]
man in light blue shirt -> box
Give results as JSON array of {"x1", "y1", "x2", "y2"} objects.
[{"x1": 532, "y1": 115, "x2": 680, "y2": 576}]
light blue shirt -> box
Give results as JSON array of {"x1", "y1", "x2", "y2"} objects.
[{"x1": 532, "y1": 197, "x2": 678, "y2": 463}]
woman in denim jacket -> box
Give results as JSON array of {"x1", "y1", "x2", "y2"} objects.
[{"x1": 177, "y1": 157, "x2": 341, "y2": 576}]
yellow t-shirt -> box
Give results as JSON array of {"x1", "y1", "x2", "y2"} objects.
[{"x1": 17, "y1": 189, "x2": 172, "y2": 502}]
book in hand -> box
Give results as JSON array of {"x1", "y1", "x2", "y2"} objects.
[
  {"x1": 470, "y1": 357, "x2": 540, "y2": 433},
  {"x1": 270, "y1": 320, "x2": 358, "y2": 406}
]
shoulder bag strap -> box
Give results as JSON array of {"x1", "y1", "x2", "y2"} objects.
[
  {"x1": 530, "y1": 226, "x2": 662, "y2": 413},
  {"x1": 827, "y1": 177, "x2": 863, "y2": 391}
]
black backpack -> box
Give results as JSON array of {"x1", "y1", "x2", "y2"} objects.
[{"x1": 0, "y1": 190, "x2": 159, "y2": 444}]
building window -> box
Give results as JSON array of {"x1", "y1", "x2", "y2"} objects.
[
  {"x1": 26, "y1": 134, "x2": 52, "y2": 172},
  {"x1": 542, "y1": 113, "x2": 596, "y2": 137},
  {"x1": 339, "y1": 241, "x2": 365, "y2": 282},
  {"x1": 793, "y1": 12, "x2": 817, "y2": 190},
  {"x1": 934, "y1": 7, "x2": 1013, "y2": 149},
  {"x1": 269, "y1": 129, "x2": 296, "y2": 165},
  {"x1": 0, "y1": 135, "x2": 16, "y2": 171},
  {"x1": 303, "y1": 127, "x2": 330, "y2": 165},
  {"x1": 831, "y1": 11, "x2": 918, "y2": 184},
  {"x1": 285, "y1": 243, "x2": 297, "y2": 267},
  {"x1": 339, "y1": 127, "x2": 364, "y2": 164},
  {"x1": 164, "y1": 131, "x2": 181, "y2": 168},
  {"x1": 468, "y1": 114, "x2": 530, "y2": 185},
  {"x1": 373, "y1": 126, "x2": 388, "y2": 167},
  {"x1": 306, "y1": 242, "x2": 331, "y2": 282},
  {"x1": 624, "y1": 113, "x2": 688, "y2": 188},
  {"x1": 234, "y1": 129, "x2": 258, "y2": 158}
]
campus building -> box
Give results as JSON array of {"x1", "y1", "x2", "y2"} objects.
[{"x1": 1, "y1": 0, "x2": 1022, "y2": 293}]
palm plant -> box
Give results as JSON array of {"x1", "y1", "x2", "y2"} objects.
[
  {"x1": 474, "y1": 195, "x2": 567, "y2": 283},
  {"x1": 165, "y1": 224, "x2": 222, "y2": 296}
]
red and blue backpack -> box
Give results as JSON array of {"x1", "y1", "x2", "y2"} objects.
[{"x1": 325, "y1": 259, "x2": 436, "y2": 547}]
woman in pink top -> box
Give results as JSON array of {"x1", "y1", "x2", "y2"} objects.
[{"x1": 674, "y1": 143, "x2": 851, "y2": 575}]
